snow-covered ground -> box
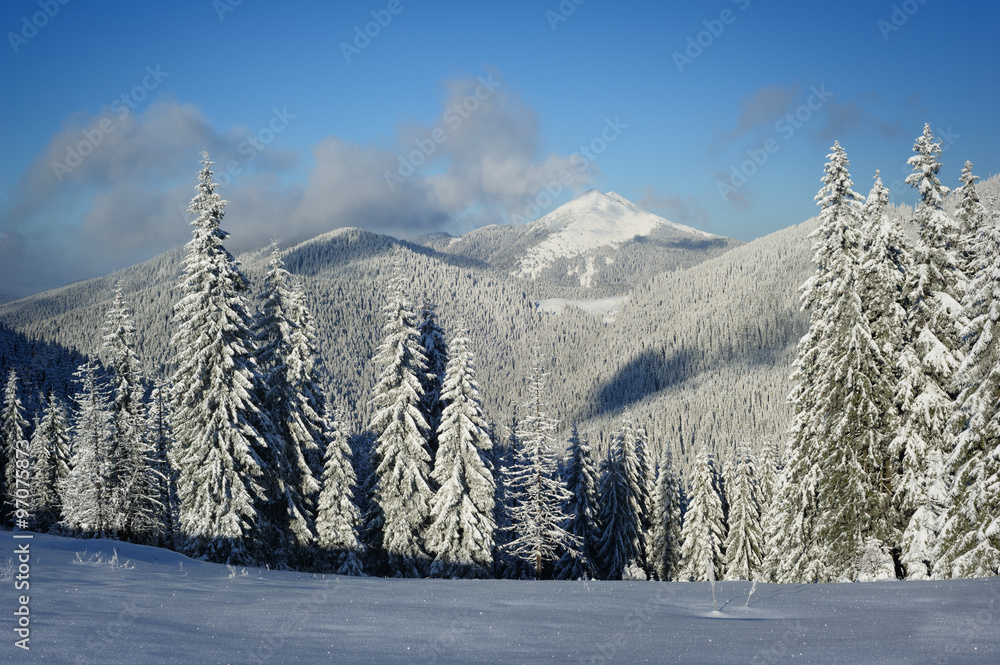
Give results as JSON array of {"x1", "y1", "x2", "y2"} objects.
[
  {"x1": 5, "y1": 530, "x2": 1000, "y2": 664},
  {"x1": 537, "y1": 295, "x2": 630, "y2": 321}
]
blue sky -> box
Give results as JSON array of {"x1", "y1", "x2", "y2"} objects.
[{"x1": 1, "y1": 0, "x2": 998, "y2": 296}]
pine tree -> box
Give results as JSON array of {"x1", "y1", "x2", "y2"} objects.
[
  {"x1": 254, "y1": 246, "x2": 324, "y2": 559},
  {"x1": 419, "y1": 299, "x2": 448, "y2": 460},
  {"x1": 369, "y1": 262, "x2": 434, "y2": 577},
  {"x1": 101, "y1": 284, "x2": 150, "y2": 542},
  {"x1": 29, "y1": 391, "x2": 71, "y2": 531},
  {"x1": 427, "y1": 325, "x2": 495, "y2": 578},
  {"x1": 724, "y1": 448, "x2": 763, "y2": 581},
  {"x1": 61, "y1": 360, "x2": 114, "y2": 536},
  {"x1": 504, "y1": 349, "x2": 576, "y2": 579},
  {"x1": 145, "y1": 380, "x2": 177, "y2": 547},
  {"x1": 555, "y1": 425, "x2": 600, "y2": 580},
  {"x1": 678, "y1": 451, "x2": 727, "y2": 581},
  {"x1": 648, "y1": 453, "x2": 684, "y2": 581},
  {"x1": 936, "y1": 204, "x2": 1000, "y2": 578},
  {"x1": 897, "y1": 125, "x2": 965, "y2": 578},
  {"x1": 316, "y1": 410, "x2": 364, "y2": 575},
  {"x1": 1, "y1": 369, "x2": 29, "y2": 526},
  {"x1": 169, "y1": 153, "x2": 269, "y2": 564}
]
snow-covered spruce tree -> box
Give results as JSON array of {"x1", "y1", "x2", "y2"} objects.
[
  {"x1": 723, "y1": 448, "x2": 763, "y2": 581},
  {"x1": 935, "y1": 204, "x2": 1000, "y2": 578},
  {"x1": 145, "y1": 380, "x2": 177, "y2": 547},
  {"x1": 678, "y1": 450, "x2": 726, "y2": 581},
  {"x1": 426, "y1": 324, "x2": 496, "y2": 579},
  {"x1": 353, "y1": 430, "x2": 385, "y2": 575},
  {"x1": 169, "y1": 153, "x2": 270, "y2": 564},
  {"x1": 754, "y1": 442, "x2": 779, "y2": 515},
  {"x1": 1, "y1": 369, "x2": 29, "y2": 525},
  {"x1": 368, "y1": 263, "x2": 434, "y2": 577},
  {"x1": 595, "y1": 445, "x2": 629, "y2": 580},
  {"x1": 29, "y1": 391, "x2": 72, "y2": 531},
  {"x1": 857, "y1": 171, "x2": 911, "y2": 562},
  {"x1": 101, "y1": 284, "x2": 152, "y2": 542},
  {"x1": 316, "y1": 409, "x2": 364, "y2": 575},
  {"x1": 61, "y1": 360, "x2": 114, "y2": 536},
  {"x1": 555, "y1": 425, "x2": 600, "y2": 580},
  {"x1": 648, "y1": 453, "x2": 684, "y2": 581},
  {"x1": 768, "y1": 141, "x2": 864, "y2": 583},
  {"x1": 813, "y1": 176, "x2": 900, "y2": 580},
  {"x1": 504, "y1": 350, "x2": 576, "y2": 579},
  {"x1": 253, "y1": 246, "x2": 324, "y2": 561},
  {"x1": 419, "y1": 298, "x2": 448, "y2": 460},
  {"x1": 897, "y1": 125, "x2": 965, "y2": 579},
  {"x1": 595, "y1": 414, "x2": 648, "y2": 579},
  {"x1": 955, "y1": 161, "x2": 986, "y2": 275},
  {"x1": 493, "y1": 419, "x2": 527, "y2": 579}
]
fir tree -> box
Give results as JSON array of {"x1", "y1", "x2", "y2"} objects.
[
  {"x1": 595, "y1": 414, "x2": 647, "y2": 579},
  {"x1": 955, "y1": 161, "x2": 986, "y2": 276},
  {"x1": 61, "y1": 360, "x2": 114, "y2": 536},
  {"x1": 369, "y1": 262, "x2": 434, "y2": 577},
  {"x1": 555, "y1": 425, "x2": 600, "y2": 580},
  {"x1": 678, "y1": 451, "x2": 727, "y2": 581},
  {"x1": 724, "y1": 448, "x2": 763, "y2": 581},
  {"x1": 29, "y1": 391, "x2": 71, "y2": 531},
  {"x1": 1, "y1": 369, "x2": 29, "y2": 526},
  {"x1": 254, "y1": 246, "x2": 324, "y2": 559},
  {"x1": 419, "y1": 298, "x2": 448, "y2": 460},
  {"x1": 145, "y1": 380, "x2": 177, "y2": 547},
  {"x1": 101, "y1": 284, "x2": 150, "y2": 542},
  {"x1": 504, "y1": 349, "x2": 576, "y2": 579},
  {"x1": 492, "y1": 420, "x2": 525, "y2": 579},
  {"x1": 316, "y1": 410, "x2": 364, "y2": 575},
  {"x1": 936, "y1": 204, "x2": 1000, "y2": 578},
  {"x1": 169, "y1": 153, "x2": 269, "y2": 564},
  {"x1": 427, "y1": 325, "x2": 495, "y2": 578},
  {"x1": 648, "y1": 453, "x2": 684, "y2": 582},
  {"x1": 897, "y1": 125, "x2": 965, "y2": 578},
  {"x1": 770, "y1": 141, "x2": 864, "y2": 582}
]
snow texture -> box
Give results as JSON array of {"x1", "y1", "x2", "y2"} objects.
[{"x1": 10, "y1": 530, "x2": 1000, "y2": 665}]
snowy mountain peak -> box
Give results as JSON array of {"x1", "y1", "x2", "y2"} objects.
[{"x1": 516, "y1": 190, "x2": 717, "y2": 284}]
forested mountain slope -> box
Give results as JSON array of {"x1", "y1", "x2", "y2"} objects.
[
  {"x1": 419, "y1": 190, "x2": 741, "y2": 290},
  {"x1": 0, "y1": 193, "x2": 824, "y2": 468}
]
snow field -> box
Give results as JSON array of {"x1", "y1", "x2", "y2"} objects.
[{"x1": 8, "y1": 531, "x2": 1000, "y2": 665}]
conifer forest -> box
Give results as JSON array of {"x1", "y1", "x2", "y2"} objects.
[{"x1": 3, "y1": 126, "x2": 998, "y2": 585}]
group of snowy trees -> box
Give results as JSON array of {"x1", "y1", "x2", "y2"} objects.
[
  {"x1": 2, "y1": 131, "x2": 997, "y2": 582},
  {"x1": 766, "y1": 125, "x2": 999, "y2": 581}
]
